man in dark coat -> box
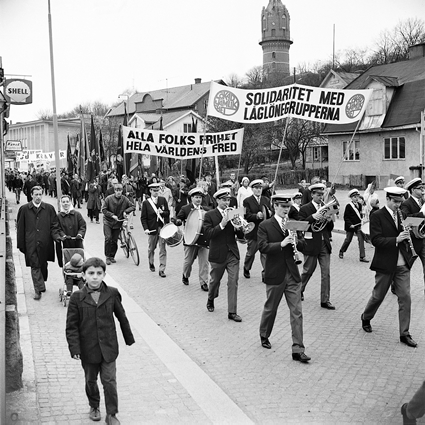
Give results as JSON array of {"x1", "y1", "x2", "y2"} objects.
[
  {"x1": 66, "y1": 257, "x2": 135, "y2": 424},
  {"x1": 299, "y1": 183, "x2": 335, "y2": 309},
  {"x1": 338, "y1": 189, "x2": 369, "y2": 262},
  {"x1": 257, "y1": 194, "x2": 310, "y2": 362},
  {"x1": 203, "y1": 188, "x2": 245, "y2": 322},
  {"x1": 361, "y1": 187, "x2": 417, "y2": 348},
  {"x1": 242, "y1": 179, "x2": 272, "y2": 279},
  {"x1": 23, "y1": 174, "x2": 37, "y2": 203},
  {"x1": 17, "y1": 185, "x2": 62, "y2": 299},
  {"x1": 70, "y1": 173, "x2": 83, "y2": 208},
  {"x1": 401, "y1": 178, "x2": 425, "y2": 290}
]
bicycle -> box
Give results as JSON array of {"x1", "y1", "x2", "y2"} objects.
[{"x1": 117, "y1": 218, "x2": 140, "y2": 266}]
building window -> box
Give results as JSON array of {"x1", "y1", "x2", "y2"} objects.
[
  {"x1": 272, "y1": 52, "x2": 276, "y2": 59},
  {"x1": 366, "y1": 88, "x2": 384, "y2": 116},
  {"x1": 313, "y1": 147, "x2": 320, "y2": 161},
  {"x1": 271, "y1": 29, "x2": 276, "y2": 36},
  {"x1": 183, "y1": 124, "x2": 192, "y2": 133},
  {"x1": 282, "y1": 15, "x2": 286, "y2": 29},
  {"x1": 342, "y1": 140, "x2": 360, "y2": 161},
  {"x1": 384, "y1": 137, "x2": 405, "y2": 160}
]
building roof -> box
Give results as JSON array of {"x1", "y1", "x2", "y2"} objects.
[
  {"x1": 107, "y1": 80, "x2": 222, "y2": 118},
  {"x1": 320, "y1": 70, "x2": 362, "y2": 89},
  {"x1": 324, "y1": 56, "x2": 425, "y2": 134}
]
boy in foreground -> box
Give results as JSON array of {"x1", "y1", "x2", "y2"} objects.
[{"x1": 66, "y1": 257, "x2": 135, "y2": 424}]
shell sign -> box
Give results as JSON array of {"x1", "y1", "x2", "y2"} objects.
[{"x1": 4, "y1": 79, "x2": 33, "y2": 105}]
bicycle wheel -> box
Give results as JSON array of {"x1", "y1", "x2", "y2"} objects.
[
  {"x1": 120, "y1": 230, "x2": 129, "y2": 258},
  {"x1": 128, "y1": 234, "x2": 140, "y2": 266}
]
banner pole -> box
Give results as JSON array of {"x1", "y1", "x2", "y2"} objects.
[
  {"x1": 198, "y1": 112, "x2": 209, "y2": 181},
  {"x1": 273, "y1": 116, "x2": 290, "y2": 185},
  {"x1": 215, "y1": 155, "x2": 220, "y2": 189}
]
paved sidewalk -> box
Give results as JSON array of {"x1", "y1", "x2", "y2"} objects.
[{"x1": 5, "y1": 189, "x2": 425, "y2": 424}]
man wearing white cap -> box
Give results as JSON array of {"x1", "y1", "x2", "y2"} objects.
[
  {"x1": 141, "y1": 183, "x2": 170, "y2": 277},
  {"x1": 203, "y1": 188, "x2": 245, "y2": 322},
  {"x1": 257, "y1": 194, "x2": 311, "y2": 362},
  {"x1": 361, "y1": 187, "x2": 418, "y2": 348},
  {"x1": 394, "y1": 176, "x2": 409, "y2": 200},
  {"x1": 242, "y1": 179, "x2": 271, "y2": 279},
  {"x1": 401, "y1": 178, "x2": 425, "y2": 291},
  {"x1": 338, "y1": 189, "x2": 369, "y2": 262},
  {"x1": 288, "y1": 192, "x2": 302, "y2": 220},
  {"x1": 176, "y1": 187, "x2": 209, "y2": 291},
  {"x1": 299, "y1": 183, "x2": 335, "y2": 309}
]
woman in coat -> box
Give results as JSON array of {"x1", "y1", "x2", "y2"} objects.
[{"x1": 87, "y1": 179, "x2": 102, "y2": 224}]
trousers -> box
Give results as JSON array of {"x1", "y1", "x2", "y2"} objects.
[
  {"x1": 103, "y1": 225, "x2": 121, "y2": 259},
  {"x1": 148, "y1": 233, "x2": 167, "y2": 271},
  {"x1": 340, "y1": 229, "x2": 366, "y2": 258},
  {"x1": 183, "y1": 245, "x2": 209, "y2": 285}
]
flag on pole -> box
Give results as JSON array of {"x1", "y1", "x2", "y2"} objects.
[
  {"x1": 116, "y1": 104, "x2": 128, "y2": 181},
  {"x1": 78, "y1": 109, "x2": 88, "y2": 181},
  {"x1": 99, "y1": 129, "x2": 105, "y2": 162},
  {"x1": 87, "y1": 115, "x2": 100, "y2": 182},
  {"x1": 66, "y1": 134, "x2": 73, "y2": 176}
]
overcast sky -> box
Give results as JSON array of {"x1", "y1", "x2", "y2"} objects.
[{"x1": 1, "y1": 0, "x2": 424, "y2": 124}]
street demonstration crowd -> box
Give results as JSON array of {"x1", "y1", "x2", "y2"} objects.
[{"x1": 5, "y1": 167, "x2": 424, "y2": 425}]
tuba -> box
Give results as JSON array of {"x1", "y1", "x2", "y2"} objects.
[
  {"x1": 311, "y1": 197, "x2": 339, "y2": 232},
  {"x1": 225, "y1": 207, "x2": 255, "y2": 235}
]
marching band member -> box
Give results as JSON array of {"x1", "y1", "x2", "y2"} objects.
[
  {"x1": 288, "y1": 192, "x2": 302, "y2": 220},
  {"x1": 361, "y1": 187, "x2": 417, "y2": 347},
  {"x1": 257, "y1": 194, "x2": 311, "y2": 362},
  {"x1": 401, "y1": 178, "x2": 425, "y2": 291},
  {"x1": 203, "y1": 188, "x2": 245, "y2": 322},
  {"x1": 338, "y1": 189, "x2": 369, "y2": 263},
  {"x1": 176, "y1": 187, "x2": 209, "y2": 291},
  {"x1": 220, "y1": 181, "x2": 238, "y2": 207},
  {"x1": 298, "y1": 183, "x2": 335, "y2": 309},
  {"x1": 141, "y1": 183, "x2": 170, "y2": 277},
  {"x1": 242, "y1": 179, "x2": 271, "y2": 279},
  {"x1": 394, "y1": 176, "x2": 409, "y2": 199}
]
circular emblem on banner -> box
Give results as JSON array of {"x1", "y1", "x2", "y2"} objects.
[
  {"x1": 213, "y1": 90, "x2": 239, "y2": 116},
  {"x1": 345, "y1": 94, "x2": 365, "y2": 119}
]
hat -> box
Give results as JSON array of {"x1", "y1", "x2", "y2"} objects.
[
  {"x1": 292, "y1": 192, "x2": 303, "y2": 199},
  {"x1": 348, "y1": 189, "x2": 360, "y2": 197},
  {"x1": 241, "y1": 176, "x2": 249, "y2": 184},
  {"x1": 309, "y1": 183, "x2": 326, "y2": 192},
  {"x1": 384, "y1": 186, "x2": 406, "y2": 201},
  {"x1": 394, "y1": 176, "x2": 405, "y2": 184},
  {"x1": 213, "y1": 188, "x2": 231, "y2": 199},
  {"x1": 70, "y1": 253, "x2": 84, "y2": 268},
  {"x1": 188, "y1": 187, "x2": 205, "y2": 197},
  {"x1": 271, "y1": 194, "x2": 292, "y2": 205},
  {"x1": 405, "y1": 178, "x2": 423, "y2": 191},
  {"x1": 220, "y1": 180, "x2": 233, "y2": 188},
  {"x1": 249, "y1": 179, "x2": 263, "y2": 188},
  {"x1": 149, "y1": 182, "x2": 161, "y2": 189}
]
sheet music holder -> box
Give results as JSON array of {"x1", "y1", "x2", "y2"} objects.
[
  {"x1": 403, "y1": 217, "x2": 424, "y2": 227},
  {"x1": 285, "y1": 221, "x2": 310, "y2": 231}
]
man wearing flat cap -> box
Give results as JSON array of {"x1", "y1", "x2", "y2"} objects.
[
  {"x1": 338, "y1": 189, "x2": 369, "y2": 263},
  {"x1": 176, "y1": 187, "x2": 209, "y2": 291},
  {"x1": 257, "y1": 194, "x2": 311, "y2": 362},
  {"x1": 361, "y1": 187, "x2": 418, "y2": 348},
  {"x1": 401, "y1": 178, "x2": 425, "y2": 291},
  {"x1": 242, "y1": 179, "x2": 272, "y2": 279},
  {"x1": 203, "y1": 189, "x2": 245, "y2": 322},
  {"x1": 298, "y1": 183, "x2": 336, "y2": 310}
]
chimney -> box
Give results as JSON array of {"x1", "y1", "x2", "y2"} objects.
[
  {"x1": 409, "y1": 43, "x2": 425, "y2": 60},
  {"x1": 194, "y1": 78, "x2": 202, "y2": 84}
]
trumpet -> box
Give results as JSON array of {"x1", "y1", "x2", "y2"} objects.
[
  {"x1": 283, "y1": 215, "x2": 302, "y2": 265},
  {"x1": 311, "y1": 197, "x2": 339, "y2": 232},
  {"x1": 225, "y1": 207, "x2": 255, "y2": 234}
]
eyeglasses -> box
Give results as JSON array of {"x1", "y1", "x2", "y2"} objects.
[{"x1": 114, "y1": 188, "x2": 123, "y2": 191}]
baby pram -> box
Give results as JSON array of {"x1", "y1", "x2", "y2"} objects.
[{"x1": 59, "y1": 242, "x2": 85, "y2": 307}]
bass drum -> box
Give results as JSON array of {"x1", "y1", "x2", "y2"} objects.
[
  {"x1": 159, "y1": 223, "x2": 183, "y2": 247},
  {"x1": 360, "y1": 221, "x2": 371, "y2": 244},
  {"x1": 184, "y1": 209, "x2": 208, "y2": 247}
]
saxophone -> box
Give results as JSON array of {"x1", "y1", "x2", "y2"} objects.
[{"x1": 397, "y1": 208, "x2": 418, "y2": 267}]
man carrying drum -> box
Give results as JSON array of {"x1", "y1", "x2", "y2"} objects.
[
  {"x1": 141, "y1": 182, "x2": 170, "y2": 277},
  {"x1": 175, "y1": 187, "x2": 209, "y2": 291}
]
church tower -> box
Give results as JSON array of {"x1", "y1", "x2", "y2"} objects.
[{"x1": 259, "y1": 0, "x2": 292, "y2": 79}]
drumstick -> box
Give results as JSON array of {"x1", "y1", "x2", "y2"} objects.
[{"x1": 146, "y1": 229, "x2": 157, "y2": 234}]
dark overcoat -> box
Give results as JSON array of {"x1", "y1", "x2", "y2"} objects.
[
  {"x1": 243, "y1": 195, "x2": 271, "y2": 241},
  {"x1": 87, "y1": 183, "x2": 102, "y2": 210},
  {"x1": 17, "y1": 201, "x2": 61, "y2": 267},
  {"x1": 66, "y1": 282, "x2": 135, "y2": 363}
]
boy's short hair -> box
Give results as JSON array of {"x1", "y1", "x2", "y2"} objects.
[
  {"x1": 82, "y1": 257, "x2": 106, "y2": 272},
  {"x1": 31, "y1": 185, "x2": 43, "y2": 194}
]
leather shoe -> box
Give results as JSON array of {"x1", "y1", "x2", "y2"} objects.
[
  {"x1": 105, "y1": 414, "x2": 120, "y2": 425},
  {"x1": 182, "y1": 275, "x2": 189, "y2": 285},
  {"x1": 359, "y1": 257, "x2": 369, "y2": 263},
  {"x1": 110, "y1": 258, "x2": 116, "y2": 263},
  {"x1": 206, "y1": 300, "x2": 214, "y2": 312},
  {"x1": 228, "y1": 313, "x2": 242, "y2": 322},
  {"x1": 400, "y1": 335, "x2": 418, "y2": 348},
  {"x1": 361, "y1": 314, "x2": 372, "y2": 333},
  {"x1": 301, "y1": 292, "x2": 304, "y2": 301},
  {"x1": 89, "y1": 406, "x2": 101, "y2": 421},
  {"x1": 200, "y1": 283, "x2": 208, "y2": 292},
  {"x1": 149, "y1": 263, "x2": 155, "y2": 272},
  {"x1": 339, "y1": 251, "x2": 343, "y2": 259},
  {"x1": 261, "y1": 337, "x2": 271, "y2": 349},
  {"x1": 243, "y1": 268, "x2": 250, "y2": 278},
  {"x1": 320, "y1": 301, "x2": 335, "y2": 310},
  {"x1": 33, "y1": 291, "x2": 41, "y2": 300},
  {"x1": 292, "y1": 352, "x2": 311, "y2": 363},
  {"x1": 159, "y1": 271, "x2": 166, "y2": 278},
  {"x1": 106, "y1": 258, "x2": 112, "y2": 265},
  {"x1": 401, "y1": 403, "x2": 417, "y2": 424}
]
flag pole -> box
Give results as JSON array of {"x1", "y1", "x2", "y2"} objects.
[
  {"x1": 273, "y1": 116, "x2": 290, "y2": 186},
  {"x1": 48, "y1": 0, "x2": 62, "y2": 208}
]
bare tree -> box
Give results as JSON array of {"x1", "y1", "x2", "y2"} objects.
[{"x1": 226, "y1": 73, "x2": 244, "y2": 88}]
